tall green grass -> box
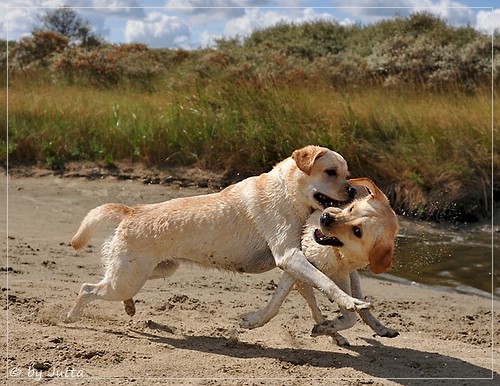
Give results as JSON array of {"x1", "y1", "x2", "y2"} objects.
[{"x1": 3, "y1": 80, "x2": 494, "y2": 221}]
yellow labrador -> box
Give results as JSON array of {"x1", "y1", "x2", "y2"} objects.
[
  {"x1": 240, "y1": 178, "x2": 399, "y2": 346},
  {"x1": 65, "y1": 145, "x2": 367, "y2": 323}
]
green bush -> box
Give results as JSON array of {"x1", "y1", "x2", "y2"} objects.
[
  {"x1": 11, "y1": 31, "x2": 68, "y2": 69},
  {"x1": 6, "y1": 12, "x2": 497, "y2": 90},
  {"x1": 51, "y1": 43, "x2": 161, "y2": 89}
]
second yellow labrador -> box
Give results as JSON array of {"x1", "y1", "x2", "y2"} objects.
[
  {"x1": 240, "y1": 178, "x2": 399, "y2": 346},
  {"x1": 65, "y1": 145, "x2": 368, "y2": 323}
]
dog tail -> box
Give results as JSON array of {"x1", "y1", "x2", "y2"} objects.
[{"x1": 71, "y1": 204, "x2": 130, "y2": 250}]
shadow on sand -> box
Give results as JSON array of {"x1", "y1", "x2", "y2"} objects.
[{"x1": 128, "y1": 322, "x2": 496, "y2": 385}]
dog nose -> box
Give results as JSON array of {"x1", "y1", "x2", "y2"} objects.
[
  {"x1": 346, "y1": 185, "x2": 357, "y2": 200},
  {"x1": 320, "y1": 212, "x2": 334, "y2": 227}
]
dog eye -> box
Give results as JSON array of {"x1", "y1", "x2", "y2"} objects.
[
  {"x1": 325, "y1": 169, "x2": 337, "y2": 177},
  {"x1": 349, "y1": 205, "x2": 354, "y2": 213},
  {"x1": 353, "y1": 226, "x2": 362, "y2": 238}
]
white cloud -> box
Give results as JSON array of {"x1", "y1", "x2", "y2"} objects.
[
  {"x1": 339, "y1": 18, "x2": 357, "y2": 27},
  {"x1": 476, "y1": 9, "x2": 500, "y2": 34},
  {"x1": 224, "y1": 8, "x2": 266, "y2": 38},
  {"x1": 164, "y1": 0, "x2": 268, "y2": 17},
  {"x1": 125, "y1": 12, "x2": 191, "y2": 48},
  {"x1": 411, "y1": 0, "x2": 475, "y2": 26},
  {"x1": 0, "y1": 0, "x2": 145, "y2": 41},
  {"x1": 331, "y1": 0, "x2": 414, "y2": 22},
  {"x1": 332, "y1": 0, "x2": 475, "y2": 26},
  {"x1": 3, "y1": 7, "x2": 39, "y2": 40},
  {"x1": 71, "y1": 0, "x2": 146, "y2": 39},
  {"x1": 224, "y1": 7, "x2": 337, "y2": 39},
  {"x1": 163, "y1": 0, "x2": 270, "y2": 29},
  {"x1": 75, "y1": 0, "x2": 144, "y2": 18},
  {"x1": 199, "y1": 29, "x2": 222, "y2": 48},
  {"x1": 1, "y1": 0, "x2": 65, "y2": 40}
]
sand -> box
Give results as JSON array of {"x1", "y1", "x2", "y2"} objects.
[{"x1": 2, "y1": 166, "x2": 499, "y2": 385}]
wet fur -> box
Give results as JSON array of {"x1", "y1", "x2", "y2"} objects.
[
  {"x1": 240, "y1": 178, "x2": 400, "y2": 345},
  {"x1": 65, "y1": 146, "x2": 368, "y2": 323}
]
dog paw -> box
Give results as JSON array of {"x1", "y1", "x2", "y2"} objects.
[
  {"x1": 363, "y1": 316, "x2": 399, "y2": 338},
  {"x1": 311, "y1": 324, "x2": 351, "y2": 346},
  {"x1": 331, "y1": 332, "x2": 350, "y2": 347},
  {"x1": 123, "y1": 299, "x2": 136, "y2": 317},
  {"x1": 311, "y1": 320, "x2": 337, "y2": 336},
  {"x1": 239, "y1": 311, "x2": 265, "y2": 329},
  {"x1": 337, "y1": 295, "x2": 371, "y2": 311},
  {"x1": 378, "y1": 327, "x2": 399, "y2": 338}
]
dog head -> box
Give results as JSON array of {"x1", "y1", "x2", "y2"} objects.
[
  {"x1": 312, "y1": 178, "x2": 399, "y2": 274},
  {"x1": 291, "y1": 145, "x2": 357, "y2": 212}
]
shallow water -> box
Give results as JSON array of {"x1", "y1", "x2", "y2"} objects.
[{"x1": 372, "y1": 218, "x2": 498, "y2": 299}]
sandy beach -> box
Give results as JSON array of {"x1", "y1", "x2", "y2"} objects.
[{"x1": 2, "y1": 167, "x2": 498, "y2": 385}]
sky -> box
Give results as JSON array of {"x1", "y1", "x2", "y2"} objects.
[{"x1": 1, "y1": 0, "x2": 499, "y2": 49}]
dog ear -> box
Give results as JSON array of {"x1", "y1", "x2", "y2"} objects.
[
  {"x1": 292, "y1": 146, "x2": 327, "y2": 175},
  {"x1": 349, "y1": 178, "x2": 386, "y2": 200},
  {"x1": 369, "y1": 239, "x2": 394, "y2": 274}
]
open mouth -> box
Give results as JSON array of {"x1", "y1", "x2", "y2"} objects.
[
  {"x1": 313, "y1": 229, "x2": 344, "y2": 247},
  {"x1": 313, "y1": 192, "x2": 350, "y2": 208}
]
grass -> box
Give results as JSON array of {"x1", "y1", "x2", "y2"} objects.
[{"x1": 2, "y1": 79, "x2": 495, "y2": 222}]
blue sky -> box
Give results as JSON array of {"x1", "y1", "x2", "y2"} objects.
[{"x1": 2, "y1": 1, "x2": 499, "y2": 49}]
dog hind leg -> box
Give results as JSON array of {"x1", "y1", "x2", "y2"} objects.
[
  {"x1": 295, "y1": 281, "x2": 323, "y2": 323},
  {"x1": 122, "y1": 260, "x2": 180, "y2": 317},
  {"x1": 240, "y1": 272, "x2": 296, "y2": 329},
  {"x1": 147, "y1": 260, "x2": 180, "y2": 280},
  {"x1": 65, "y1": 249, "x2": 155, "y2": 323}
]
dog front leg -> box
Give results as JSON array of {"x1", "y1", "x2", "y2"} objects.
[
  {"x1": 350, "y1": 271, "x2": 399, "y2": 338},
  {"x1": 296, "y1": 281, "x2": 351, "y2": 346},
  {"x1": 277, "y1": 248, "x2": 371, "y2": 311},
  {"x1": 295, "y1": 281, "x2": 324, "y2": 324},
  {"x1": 240, "y1": 272, "x2": 296, "y2": 329},
  {"x1": 310, "y1": 276, "x2": 358, "y2": 344}
]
